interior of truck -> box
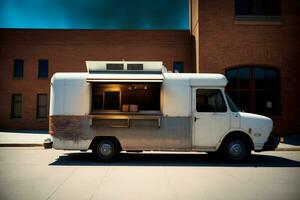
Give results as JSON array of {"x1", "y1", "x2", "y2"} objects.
[{"x1": 91, "y1": 83, "x2": 161, "y2": 113}]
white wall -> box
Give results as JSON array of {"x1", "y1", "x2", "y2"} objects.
[
  {"x1": 161, "y1": 75, "x2": 191, "y2": 117},
  {"x1": 50, "y1": 73, "x2": 90, "y2": 116}
]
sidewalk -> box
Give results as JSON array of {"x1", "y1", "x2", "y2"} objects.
[
  {"x1": 0, "y1": 131, "x2": 50, "y2": 147},
  {"x1": 0, "y1": 131, "x2": 299, "y2": 151},
  {"x1": 276, "y1": 135, "x2": 300, "y2": 151}
]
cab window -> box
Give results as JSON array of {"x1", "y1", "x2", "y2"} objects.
[{"x1": 196, "y1": 89, "x2": 227, "y2": 112}]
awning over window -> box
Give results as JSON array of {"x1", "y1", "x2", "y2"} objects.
[{"x1": 86, "y1": 74, "x2": 164, "y2": 83}]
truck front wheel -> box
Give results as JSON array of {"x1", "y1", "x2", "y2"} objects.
[
  {"x1": 221, "y1": 138, "x2": 251, "y2": 162},
  {"x1": 92, "y1": 139, "x2": 118, "y2": 162}
]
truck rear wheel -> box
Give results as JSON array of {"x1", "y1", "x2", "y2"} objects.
[
  {"x1": 221, "y1": 137, "x2": 251, "y2": 162},
  {"x1": 92, "y1": 139, "x2": 118, "y2": 162}
]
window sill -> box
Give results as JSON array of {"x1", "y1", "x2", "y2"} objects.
[
  {"x1": 10, "y1": 118, "x2": 22, "y2": 121},
  {"x1": 38, "y1": 77, "x2": 49, "y2": 80},
  {"x1": 36, "y1": 118, "x2": 48, "y2": 121},
  {"x1": 234, "y1": 15, "x2": 283, "y2": 25},
  {"x1": 13, "y1": 78, "x2": 23, "y2": 80}
]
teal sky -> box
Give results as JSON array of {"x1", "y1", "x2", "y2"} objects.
[{"x1": 0, "y1": 0, "x2": 189, "y2": 30}]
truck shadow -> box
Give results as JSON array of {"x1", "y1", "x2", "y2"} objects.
[{"x1": 49, "y1": 152, "x2": 300, "y2": 167}]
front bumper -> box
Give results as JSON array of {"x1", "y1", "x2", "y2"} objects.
[
  {"x1": 43, "y1": 138, "x2": 53, "y2": 149},
  {"x1": 262, "y1": 133, "x2": 279, "y2": 151}
]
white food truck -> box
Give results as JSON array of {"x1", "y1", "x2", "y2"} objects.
[{"x1": 49, "y1": 61, "x2": 278, "y2": 162}]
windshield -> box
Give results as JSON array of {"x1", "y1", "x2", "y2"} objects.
[{"x1": 225, "y1": 93, "x2": 240, "y2": 112}]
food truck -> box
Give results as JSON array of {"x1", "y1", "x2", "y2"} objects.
[{"x1": 49, "y1": 61, "x2": 278, "y2": 162}]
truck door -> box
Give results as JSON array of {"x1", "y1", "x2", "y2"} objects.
[{"x1": 192, "y1": 88, "x2": 230, "y2": 148}]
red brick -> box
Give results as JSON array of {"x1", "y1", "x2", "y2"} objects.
[
  {"x1": 0, "y1": 30, "x2": 193, "y2": 129},
  {"x1": 191, "y1": 0, "x2": 300, "y2": 135}
]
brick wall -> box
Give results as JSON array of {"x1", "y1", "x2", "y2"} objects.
[
  {"x1": 197, "y1": 0, "x2": 300, "y2": 135},
  {"x1": 0, "y1": 29, "x2": 193, "y2": 129}
]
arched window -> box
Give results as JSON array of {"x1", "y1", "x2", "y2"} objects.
[{"x1": 225, "y1": 66, "x2": 280, "y2": 115}]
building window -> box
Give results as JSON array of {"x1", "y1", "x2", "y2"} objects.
[
  {"x1": 173, "y1": 61, "x2": 184, "y2": 73},
  {"x1": 196, "y1": 89, "x2": 227, "y2": 112},
  {"x1": 37, "y1": 94, "x2": 47, "y2": 118},
  {"x1": 235, "y1": 0, "x2": 281, "y2": 23},
  {"x1": 13, "y1": 59, "x2": 24, "y2": 78},
  {"x1": 11, "y1": 94, "x2": 22, "y2": 118},
  {"x1": 225, "y1": 66, "x2": 280, "y2": 115},
  {"x1": 38, "y1": 59, "x2": 48, "y2": 78}
]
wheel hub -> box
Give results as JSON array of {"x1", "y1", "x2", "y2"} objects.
[
  {"x1": 228, "y1": 140, "x2": 246, "y2": 160},
  {"x1": 229, "y1": 143, "x2": 242, "y2": 156},
  {"x1": 99, "y1": 143, "x2": 113, "y2": 157}
]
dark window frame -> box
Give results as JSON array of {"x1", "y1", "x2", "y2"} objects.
[
  {"x1": 11, "y1": 94, "x2": 22, "y2": 118},
  {"x1": 36, "y1": 94, "x2": 48, "y2": 119},
  {"x1": 173, "y1": 61, "x2": 184, "y2": 73},
  {"x1": 38, "y1": 59, "x2": 49, "y2": 78},
  {"x1": 196, "y1": 89, "x2": 227, "y2": 113},
  {"x1": 235, "y1": 0, "x2": 281, "y2": 16},
  {"x1": 13, "y1": 59, "x2": 24, "y2": 79},
  {"x1": 234, "y1": 0, "x2": 282, "y2": 24},
  {"x1": 225, "y1": 66, "x2": 281, "y2": 115}
]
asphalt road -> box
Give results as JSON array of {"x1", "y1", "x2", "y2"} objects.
[{"x1": 0, "y1": 148, "x2": 299, "y2": 200}]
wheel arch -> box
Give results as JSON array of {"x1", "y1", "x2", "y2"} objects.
[
  {"x1": 89, "y1": 136, "x2": 122, "y2": 151},
  {"x1": 217, "y1": 130, "x2": 254, "y2": 151}
]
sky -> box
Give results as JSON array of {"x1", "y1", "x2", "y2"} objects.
[{"x1": 0, "y1": 0, "x2": 189, "y2": 30}]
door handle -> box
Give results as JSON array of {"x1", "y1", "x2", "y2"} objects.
[{"x1": 194, "y1": 117, "x2": 199, "y2": 122}]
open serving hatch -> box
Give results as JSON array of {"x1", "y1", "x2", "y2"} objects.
[{"x1": 85, "y1": 61, "x2": 165, "y2": 128}]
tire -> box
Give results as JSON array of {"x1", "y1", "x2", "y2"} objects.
[
  {"x1": 92, "y1": 139, "x2": 118, "y2": 162},
  {"x1": 221, "y1": 137, "x2": 251, "y2": 162}
]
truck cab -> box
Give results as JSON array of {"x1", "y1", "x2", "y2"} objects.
[
  {"x1": 163, "y1": 73, "x2": 278, "y2": 161},
  {"x1": 192, "y1": 87, "x2": 276, "y2": 161}
]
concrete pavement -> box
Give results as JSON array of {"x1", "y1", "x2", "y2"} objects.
[{"x1": 0, "y1": 147, "x2": 299, "y2": 200}]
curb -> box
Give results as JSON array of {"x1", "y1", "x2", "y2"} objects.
[
  {"x1": 0, "y1": 143, "x2": 43, "y2": 147},
  {"x1": 275, "y1": 148, "x2": 300, "y2": 151}
]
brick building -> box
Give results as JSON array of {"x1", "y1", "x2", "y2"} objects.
[
  {"x1": 191, "y1": 0, "x2": 300, "y2": 136},
  {"x1": 0, "y1": 30, "x2": 193, "y2": 129},
  {"x1": 0, "y1": 0, "x2": 299, "y2": 135}
]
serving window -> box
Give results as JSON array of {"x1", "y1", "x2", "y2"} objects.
[{"x1": 91, "y1": 83, "x2": 161, "y2": 113}]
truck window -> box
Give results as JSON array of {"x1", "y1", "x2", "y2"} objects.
[
  {"x1": 226, "y1": 93, "x2": 240, "y2": 112},
  {"x1": 196, "y1": 89, "x2": 227, "y2": 112}
]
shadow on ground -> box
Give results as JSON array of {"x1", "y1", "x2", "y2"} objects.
[{"x1": 49, "y1": 152, "x2": 300, "y2": 167}]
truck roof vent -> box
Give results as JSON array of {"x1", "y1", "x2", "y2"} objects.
[
  {"x1": 127, "y1": 64, "x2": 143, "y2": 71},
  {"x1": 86, "y1": 61, "x2": 166, "y2": 74},
  {"x1": 106, "y1": 63, "x2": 124, "y2": 70}
]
